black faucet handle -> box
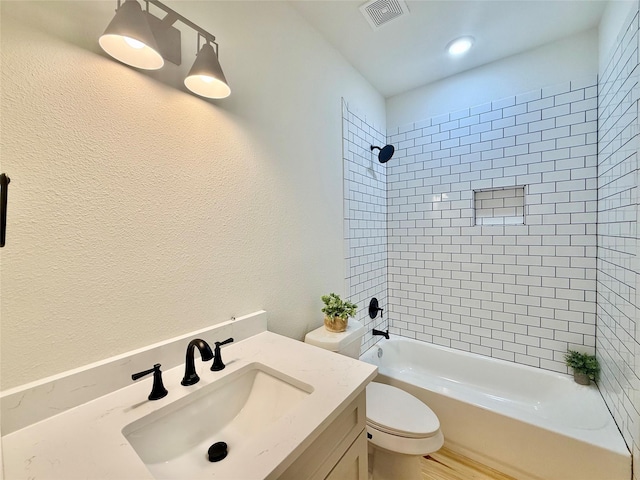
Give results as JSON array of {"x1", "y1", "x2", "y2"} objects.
[
  {"x1": 369, "y1": 298, "x2": 384, "y2": 319},
  {"x1": 132, "y1": 363, "x2": 168, "y2": 401},
  {"x1": 132, "y1": 365, "x2": 157, "y2": 381},
  {"x1": 211, "y1": 337, "x2": 234, "y2": 371}
]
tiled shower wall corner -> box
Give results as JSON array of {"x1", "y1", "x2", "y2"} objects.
[
  {"x1": 342, "y1": 101, "x2": 388, "y2": 353},
  {"x1": 597, "y1": 5, "x2": 640, "y2": 474},
  {"x1": 386, "y1": 77, "x2": 598, "y2": 373}
]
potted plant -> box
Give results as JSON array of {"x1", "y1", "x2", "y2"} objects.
[
  {"x1": 321, "y1": 293, "x2": 357, "y2": 333},
  {"x1": 564, "y1": 350, "x2": 600, "y2": 385}
]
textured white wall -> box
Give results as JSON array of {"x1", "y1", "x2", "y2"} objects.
[
  {"x1": 386, "y1": 29, "x2": 599, "y2": 129},
  {"x1": 0, "y1": 1, "x2": 385, "y2": 390}
]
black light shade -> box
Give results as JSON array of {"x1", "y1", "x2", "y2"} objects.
[
  {"x1": 99, "y1": 0, "x2": 164, "y2": 70},
  {"x1": 184, "y1": 43, "x2": 231, "y2": 99}
]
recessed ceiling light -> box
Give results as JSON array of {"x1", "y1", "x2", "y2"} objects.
[{"x1": 447, "y1": 36, "x2": 474, "y2": 56}]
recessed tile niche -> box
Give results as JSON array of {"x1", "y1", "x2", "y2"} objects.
[{"x1": 474, "y1": 186, "x2": 525, "y2": 226}]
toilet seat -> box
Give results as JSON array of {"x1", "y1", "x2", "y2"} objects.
[
  {"x1": 366, "y1": 382, "x2": 444, "y2": 456},
  {"x1": 366, "y1": 382, "x2": 440, "y2": 439}
]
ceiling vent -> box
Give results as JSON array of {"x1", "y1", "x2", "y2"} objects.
[{"x1": 359, "y1": 0, "x2": 409, "y2": 30}]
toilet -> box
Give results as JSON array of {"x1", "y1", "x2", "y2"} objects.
[{"x1": 305, "y1": 320, "x2": 444, "y2": 480}]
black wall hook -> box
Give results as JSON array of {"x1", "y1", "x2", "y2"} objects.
[{"x1": 1, "y1": 173, "x2": 10, "y2": 247}]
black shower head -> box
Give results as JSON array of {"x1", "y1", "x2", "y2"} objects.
[{"x1": 371, "y1": 144, "x2": 395, "y2": 163}]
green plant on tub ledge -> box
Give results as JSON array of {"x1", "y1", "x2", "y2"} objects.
[
  {"x1": 321, "y1": 293, "x2": 357, "y2": 333},
  {"x1": 564, "y1": 349, "x2": 600, "y2": 385}
]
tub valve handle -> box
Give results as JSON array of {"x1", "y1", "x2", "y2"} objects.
[{"x1": 369, "y1": 298, "x2": 384, "y2": 319}]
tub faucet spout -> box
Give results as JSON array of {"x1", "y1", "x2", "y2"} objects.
[{"x1": 372, "y1": 328, "x2": 389, "y2": 340}]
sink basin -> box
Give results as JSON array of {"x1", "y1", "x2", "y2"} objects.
[{"x1": 122, "y1": 362, "x2": 313, "y2": 479}]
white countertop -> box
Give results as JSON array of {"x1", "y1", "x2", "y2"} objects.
[{"x1": 2, "y1": 332, "x2": 377, "y2": 480}]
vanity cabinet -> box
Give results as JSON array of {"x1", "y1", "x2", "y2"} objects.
[
  {"x1": 279, "y1": 390, "x2": 367, "y2": 480},
  {"x1": 324, "y1": 431, "x2": 367, "y2": 480}
]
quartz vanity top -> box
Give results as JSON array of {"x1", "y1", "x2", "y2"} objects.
[{"x1": 2, "y1": 331, "x2": 377, "y2": 479}]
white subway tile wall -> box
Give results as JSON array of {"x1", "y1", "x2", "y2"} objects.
[
  {"x1": 597, "y1": 6, "x2": 640, "y2": 475},
  {"x1": 344, "y1": 14, "x2": 640, "y2": 466},
  {"x1": 385, "y1": 76, "x2": 598, "y2": 373},
  {"x1": 342, "y1": 102, "x2": 388, "y2": 353}
]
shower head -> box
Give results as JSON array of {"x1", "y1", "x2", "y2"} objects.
[{"x1": 371, "y1": 144, "x2": 395, "y2": 163}]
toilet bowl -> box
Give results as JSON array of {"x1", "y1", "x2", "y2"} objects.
[
  {"x1": 366, "y1": 382, "x2": 443, "y2": 480},
  {"x1": 304, "y1": 320, "x2": 443, "y2": 480}
]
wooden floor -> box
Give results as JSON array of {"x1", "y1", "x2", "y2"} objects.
[{"x1": 421, "y1": 448, "x2": 517, "y2": 480}]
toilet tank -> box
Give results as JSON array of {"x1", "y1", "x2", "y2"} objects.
[{"x1": 304, "y1": 320, "x2": 365, "y2": 358}]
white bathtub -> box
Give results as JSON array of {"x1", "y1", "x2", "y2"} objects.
[{"x1": 360, "y1": 337, "x2": 631, "y2": 480}]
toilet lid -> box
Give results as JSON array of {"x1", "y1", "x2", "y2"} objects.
[{"x1": 366, "y1": 382, "x2": 440, "y2": 439}]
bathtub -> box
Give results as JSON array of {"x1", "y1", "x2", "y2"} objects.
[{"x1": 360, "y1": 337, "x2": 631, "y2": 480}]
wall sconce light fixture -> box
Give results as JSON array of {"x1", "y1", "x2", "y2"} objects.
[{"x1": 99, "y1": 0, "x2": 230, "y2": 99}]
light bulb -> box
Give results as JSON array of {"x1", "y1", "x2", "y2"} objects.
[
  {"x1": 447, "y1": 36, "x2": 474, "y2": 56},
  {"x1": 124, "y1": 36, "x2": 146, "y2": 49}
]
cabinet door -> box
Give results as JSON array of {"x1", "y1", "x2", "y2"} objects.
[
  {"x1": 325, "y1": 430, "x2": 368, "y2": 480},
  {"x1": 278, "y1": 392, "x2": 366, "y2": 480}
]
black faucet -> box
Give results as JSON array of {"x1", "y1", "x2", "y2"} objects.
[
  {"x1": 211, "y1": 338, "x2": 234, "y2": 371},
  {"x1": 132, "y1": 363, "x2": 168, "y2": 401},
  {"x1": 372, "y1": 328, "x2": 389, "y2": 340},
  {"x1": 182, "y1": 338, "x2": 214, "y2": 386}
]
